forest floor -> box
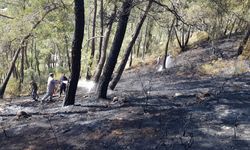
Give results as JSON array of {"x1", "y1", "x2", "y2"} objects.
[{"x1": 1, "y1": 35, "x2": 250, "y2": 150}]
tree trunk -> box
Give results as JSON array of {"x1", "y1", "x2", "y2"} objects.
[
  {"x1": 142, "y1": 21, "x2": 149, "y2": 60},
  {"x1": 234, "y1": 19, "x2": 243, "y2": 33},
  {"x1": 34, "y1": 42, "x2": 41, "y2": 76},
  {"x1": 24, "y1": 40, "x2": 29, "y2": 69},
  {"x1": 13, "y1": 65, "x2": 19, "y2": 80},
  {"x1": 19, "y1": 46, "x2": 25, "y2": 93},
  {"x1": 86, "y1": 0, "x2": 97, "y2": 80},
  {"x1": 136, "y1": 31, "x2": 142, "y2": 57},
  {"x1": 63, "y1": 0, "x2": 85, "y2": 106},
  {"x1": 175, "y1": 23, "x2": 191, "y2": 52},
  {"x1": 224, "y1": 24, "x2": 229, "y2": 36},
  {"x1": 98, "y1": 0, "x2": 104, "y2": 63},
  {"x1": 109, "y1": 0, "x2": 152, "y2": 90},
  {"x1": 93, "y1": 5, "x2": 117, "y2": 83},
  {"x1": 184, "y1": 26, "x2": 191, "y2": 47},
  {"x1": 181, "y1": 22, "x2": 185, "y2": 47},
  {"x1": 45, "y1": 53, "x2": 52, "y2": 69},
  {"x1": 229, "y1": 18, "x2": 237, "y2": 38},
  {"x1": 54, "y1": 42, "x2": 62, "y2": 66},
  {"x1": 163, "y1": 19, "x2": 175, "y2": 69},
  {"x1": 145, "y1": 18, "x2": 153, "y2": 54},
  {"x1": 21, "y1": 44, "x2": 26, "y2": 83},
  {"x1": 96, "y1": 0, "x2": 132, "y2": 99},
  {"x1": 238, "y1": 25, "x2": 250, "y2": 56},
  {"x1": 30, "y1": 38, "x2": 34, "y2": 69},
  {"x1": 129, "y1": 48, "x2": 133, "y2": 67},
  {"x1": 174, "y1": 26, "x2": 182, "y2": 50},
  {"x1": 64, "y1": 35, "x2": 71, "y2": 72},
  {"x1": 85, "y1": 8, "x2": 93, "y2": 74}
]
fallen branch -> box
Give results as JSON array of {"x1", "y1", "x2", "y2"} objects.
[
  {"x1": 48, "y1": 115, "x2": 60, "y2": 149},
  {"x1": 0, "y1": 13, "x2": 14, "y2": 19},
  {"x1": 1, "y1": 127, "x2": 9, "y2": 138}
]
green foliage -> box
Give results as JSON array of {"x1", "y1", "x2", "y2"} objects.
[
  {"x1": 200, "y1": 59, "x2": 250, "y2": 76},
  {"x1": 5, "y1": 79, "x2": 20, "y2": 97},
  {"x1": 241, "y1": 41, "x2": 250, "y2": 59},
  {"x1": 56, "y1": 66, "x2": 69, "y2": 75},
  {"x1": 188, "y1": 31, "x2": 209, "y2": 46}
]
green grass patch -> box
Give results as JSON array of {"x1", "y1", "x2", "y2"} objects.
[{"x1": 200, "y1": 58, "x2": 250, "y2": 76}]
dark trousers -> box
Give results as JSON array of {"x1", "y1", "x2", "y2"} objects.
[
  {"x1": 32, "y1": 89, "x2": 38, "y2": 100},
  {"x1": 59, "y1": 83, "x2": 66, "y2": 96}
]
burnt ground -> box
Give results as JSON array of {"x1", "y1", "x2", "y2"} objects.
[{"x1": 1, "y1": 35, "x2": 250, "y2": 150}]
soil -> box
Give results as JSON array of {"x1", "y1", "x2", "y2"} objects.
[{"x1": 1, "y1": 35, "x2": 250, "y2": 150}]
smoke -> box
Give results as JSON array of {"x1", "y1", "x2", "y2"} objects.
[
  {"x1": 157, "y1": 55, "x2": 175, "y2": 72},
  {"x1": 77, "y1": 80, "x2": 96, "y2": 93}
]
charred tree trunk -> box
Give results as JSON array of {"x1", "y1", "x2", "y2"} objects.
[
  {"x1": 238, "y1": 25, "x2": 250, "y2": 56},
  {"x1": 93, "y1": 5, "x2": 117, "y2": 83},
  {"x1": 19, "y1": 46, "x2": 25, "y2": 93},
  {"x1": 163, "y1": 19, "x2": 175, "y2": 69},
  {"x1": 86, "y1": 0, "x2": 97, "y2": 80},
  {"x1": 63, "y1": 0, "x2": 85, "y2": 106},
  {"x1": 109, "y1": 0, "x2": 152, "y2": 90},
  {"x1": 96, "y1": 0, "x2": 132, "y2": 98}
]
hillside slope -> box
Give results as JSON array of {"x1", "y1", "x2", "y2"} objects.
[{"x1": 1, "y1": 35, "x2": 250, "y2": 150}]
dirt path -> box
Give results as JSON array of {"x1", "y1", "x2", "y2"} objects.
[{"x1": 1, "y1": 36, "x2": 250, "y2": 150}]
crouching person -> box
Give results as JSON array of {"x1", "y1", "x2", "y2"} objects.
[{"x1": 41, "y1": 73, "x2": 58, "y2": 102}]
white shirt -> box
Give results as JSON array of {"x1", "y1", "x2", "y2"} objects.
[{"x1": 47, "y1": 76, "x2": 57, "y2": 93}]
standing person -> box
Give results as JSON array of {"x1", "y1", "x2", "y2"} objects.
[
  {"x1": 59, "y1": 74, "x2": 68, "y2": 97},
  {"x1": 41, "y1": 73, "x2": 58, "y2": 102},
  {"x1": 30, "y1": 80, "x2": 38, "y2": 101}
]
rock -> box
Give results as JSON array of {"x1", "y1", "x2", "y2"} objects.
[
  {"x1": 174, "y1": 92, "x2": 183, "y2": 97},
  {"x1": 196, "y1": 92, "x2": 211, "y2": 102},
  {"x1": 16, "y1": 111, "x2": 31, "y2": 119},
  {"x1": 121, "y1": 97, "x2": 128, "y2": 103},
  {"x1": 112, "y1": 96, "x2": 118, "y2": 102}
]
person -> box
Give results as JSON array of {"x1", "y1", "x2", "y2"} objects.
[
  {"x1": 59, "y1": 74, "x2": 68, "y2": 97},
  {"x1": 41, "y1": 73, "x2": 58, "y2": 102},
  {"x1": 30, "y1": 80, "x2": 38, "y2": 101}
]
